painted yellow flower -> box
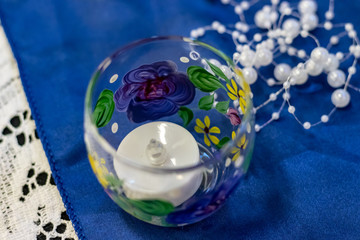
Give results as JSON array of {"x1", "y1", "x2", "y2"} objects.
[
  {"x1": 194, "y1": 116, "x2": 220, "y2": 147},
  {"x1": 88, "y1": 153, "x2": 109, "y2": 188},
  {"x1": 231, "y1": 131, "x2": 248, "y2": 161},
  {"x1": 226, "y1": 79, "x2": 247, "y2": 114}
]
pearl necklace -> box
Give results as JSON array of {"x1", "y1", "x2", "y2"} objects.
[{"x1": 190, "y1": 0, "x2": 359, "y2": 131}]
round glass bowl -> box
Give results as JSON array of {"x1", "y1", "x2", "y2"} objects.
[{"x1": 84, "y1": 36, "x2": 255, "y2": 227}]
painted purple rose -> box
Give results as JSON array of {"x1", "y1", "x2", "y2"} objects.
[
  {"x1": 226, "y1": 108, "x2": 241, "y2": 126},
  {"x1": 113, "y1": 61, "x2": 195, "y2": 123}
]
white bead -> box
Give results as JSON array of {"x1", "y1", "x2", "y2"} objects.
[
  {"x1": 336, "y1": 52, "x2": 344, "y2": 60},
  {"x1": 323, "y1": 54, "x2": 340, "y2": 72},
  {"x1": 283, "y1": 81, "x2": 291, "y2": 89},
  {"x1": 298, "y1": 0, "x2": 317, "y2": 14},
  {"x1": 349, "y1": 45, "x2": 356, "y2": 53},
  {"x1": 220, "y1": 65, "x2": 233, "y2": 79},
  {"x1": 266, "y1": 39, "x2": 275, "y2": 50},
  {"x1": 325, "y1": 11, "x2": 334, "y2": 20},
  {"x1": 291, "y1": 67, "x2": 309, "y2": 85},
  {"x1": 280, "y1": 2, "x2": 290, "y2": 13},
  {"x1": 297, "y1": 50, "x2": 306, "y2": 58},
  {"x1": 282, "y1": 18, "x2": 300, "y2": 39},
  {"x1": 301, "y1": 14, "x2": 319, "y2": 31},
  {"x1": 270, "y1": 11, "x2": 279, "y2": 22},
  {"x1": 288, "y1": 106, "x2": 295, "y2": 113},
  {"x1": 305, "y1": 59, "x2": 323, "y2": 76},
  {"x1": 271, "y1": 0, "x2": 280, "y2": 5},
  {"x1": 253, "y1": 33, "x2": 262, "y2": 42},
  {"x1": 272, "y1": 112, "x2": 280, "y2": 120},
  {"x1": 284, "y1": 8, "x2": 292, "y2": 15},
  {"x1": 255, "y1": 124, "x2": 261, "y2": 132},
  {"x1": 232, "y1": 31, "x2": 240, "y2": 38},
  {"x1": 310, "y1": 47, "x2": 329, "y2": 63},
  {"x1": 211, "y1": 21, "x2": 220, "y2": 29},
  {"x1": 217, "y1": 25, "x2": 226, "y2": 34},
  {"x1": 300, "y1": 30, "x2": 309, "y2": 38},
  {"x1": 287, "y1": 47, "x2": 296, "y2": 56},
  {"x1": 274, "y1": 63, "x2": 291, "y2": 82},
  {"x1": 324, "y1": 21, "x2": 333, "y2": 30},
  {"x1": 348, "y1": 30, "x2": 357, "y2": 39},
  {"x1": 238, "y1": 34, "x2": 247, "y2": 43},
  {"x1": 190, "y1": 30, "x2": 198, "y2": 38},
  {"x1": 290, "y1": 77, "x2": 297, "y2": 85},
  {"x1": 280, "y1": 46, "x2": 287, "y2": 53},
  {"x1": 283, "y1": 92, "x2": 291, "y2": 100},
  {"x1": 263, "y1": 6, "x2": 271, "y2": 13},
  {"x1": 197, "y1": 28, "x2": 205, "y2": 37},
  {"x1": 221, "y1": 0, "x2": 230, "y2": 4},
  {"x1": 236, "y1": 45, "x2": 243, "y2": 52},
  {"x1": 331, "y1": 89, "x2": 350, "y2": 108},
  {"x1": 303, "y1": 122, "x2": 311, "y2": 130},
  {"x1": 321, "y1": 115, "x2": 329, "y2": 123},
  {"x1": 255, "y1": 48, "x2": 273, "y2": 66},
  {"x1": 235, "y1": 22, "x2": 242, "y2": 30},
  {"x1": 267, "y1": 78, "x2": 276, "y2": 86},
  {"x1": 242, "y1": 67, "x2": 258, "y2": 84},
  {"x1": 269, "y1": 93, "x2": 277, "y2": 101},
  {"x1": 348, "y1": 66, "x2": 356, "y2": 74},
  {"x1": 233, "y1": 52, "x2": 240, "y2": 61},
  {"x1": 327, "y1": 70, "x2": 345, "y2": 88},
  {"x1": 345, "y1": 23, "x2": 354, "y2": 31},
  {"x1": 235, "y1": 5, "x2": 243, "y2": 14},
  {"x1": 240, "y1": 1, "x2": 250, "y2": 10},
  {"x1": 255, "y1": 10, "x2": 271, "y2": 29},
  {"x1": 330, "y1": 36, "x2": 339, "y2": 45},
  {"x1": 241, "y1": 24, "x2": 249, "y2": 33},
  {"x1": 239, "y1": 49, "x2": 255, "y2": 67}
]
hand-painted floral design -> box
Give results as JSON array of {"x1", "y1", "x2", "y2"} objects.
[
  {"x1": 113, "y1": 61, "x2": 195, "y2": 123},
  {"x1": 226, "y1": 79, "x2": 247, "y2": 114},
  {"x1": 194, "y1": 116, "x2": 220, "y2": 146},
  {"x1": 231, "y1": 131, "x2": 248, "y2": 161},
  {"x1": 226, "y1": 108, "x2": 241, "y2": 126},
  {"x1": 88, "y1": 153, "x2": 109, "y2": 188}
]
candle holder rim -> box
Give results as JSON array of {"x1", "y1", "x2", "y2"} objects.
[{"x1": 84, "y1": 35, "x2": 254, "y2": 174}]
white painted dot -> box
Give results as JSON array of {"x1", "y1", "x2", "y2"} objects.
[
  {"x1": 111, "y1": 123, "x2": 118, "y2": 133},
  {"x1": 234, "y1": 156, "x2": 244, "y2": 168},
  {"x1": 225, "y1": 158, "x2": 232, "y2": 167},
  {"x1": 189, "y1": 51, "x2": 200, "y2": 60},
  {"x1": 180, "y1": 56, "x2": 189, "y2": 63},
  {"x1": 247, "y1": 122, "x2": 252, "y2": 133},
  {"x1": 110, "y1": 74, "x2": 118, "y2": 83}
]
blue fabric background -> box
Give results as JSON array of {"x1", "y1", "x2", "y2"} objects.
[{"x1": 1, "y1": 0, "x2": 360, "y2": 239}]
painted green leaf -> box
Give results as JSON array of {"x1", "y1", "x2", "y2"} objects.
[
  {"x1": 215, "y1": 100, "x2": 230, "y2": 114},
  {"x1": 128, "y1": 199, "x2": 174, "y2": 216},
  {"x1": 92, "y1": 89, "x2": 115, "y2": 128},
  {"x1": 216, "y1": 137, "x2": 230, "y2": 149},
  {"x1": 178, "y1": 107, "x2": 194, "y2": 127},
  {"x1": 105, "y1": 174, "x2": 123, "y2": 188},
  {"x1": 187, "y1": 66, "x2": 226, "y2": 92},
  {"x1": 206, "y1": 60, "x2": 230, "y2": 84},
  {"x1": 198, "y1": 95, "x2": 214, "y2": 110}
]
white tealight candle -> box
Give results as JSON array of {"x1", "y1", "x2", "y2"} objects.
[{"x1": 114, "y1": 121, "x2": 203, "y2": 206}]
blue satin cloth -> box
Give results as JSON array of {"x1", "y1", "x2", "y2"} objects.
[{"x1": 1, "y1": 0, "x2": 360, "y2": 239}]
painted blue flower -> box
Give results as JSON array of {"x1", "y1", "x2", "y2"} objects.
[
  {"x1": 166, "y1": 174, "x2": 242, "y2": 225},
  {"x1": 113, "y1": 61, "x2": 195, "y2": 123}
]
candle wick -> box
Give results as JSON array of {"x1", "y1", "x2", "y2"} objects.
[{"x1": 145, "y1": 138, "x2": 167, "y2": 166}]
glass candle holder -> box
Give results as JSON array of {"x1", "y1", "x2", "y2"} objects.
[{"x1": 84, "y1": 36, "x2": 255, "y2": 227}]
